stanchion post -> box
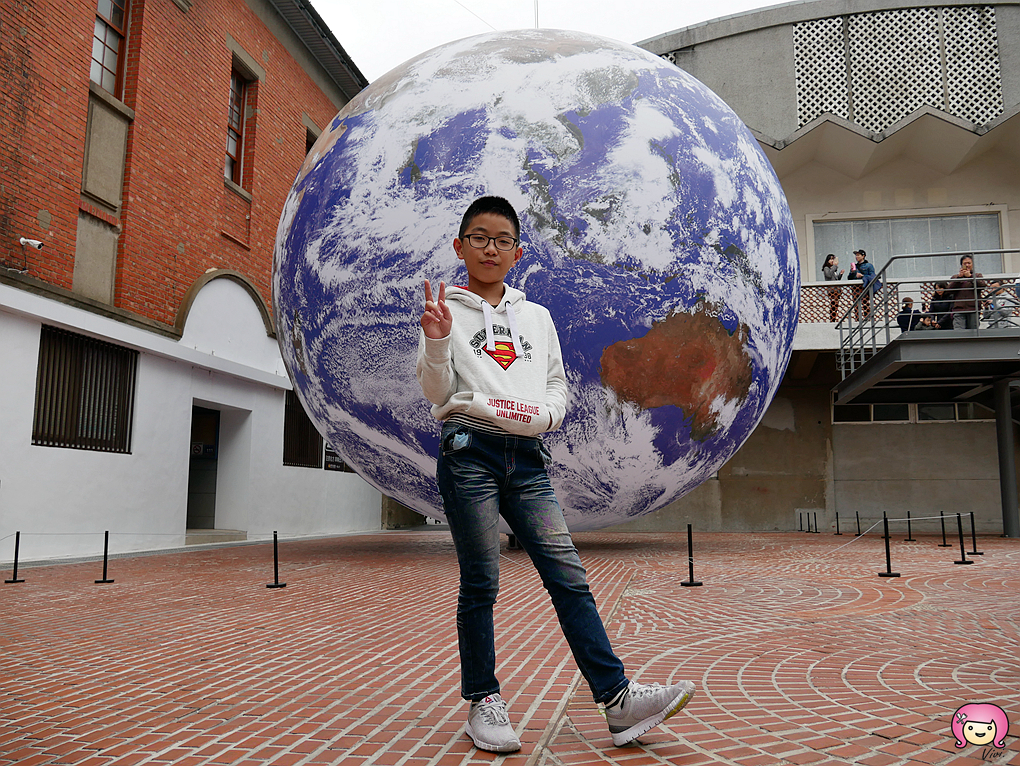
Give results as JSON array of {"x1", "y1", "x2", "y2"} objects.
[
  {"x1": 904, "y1": 510, "x2": 915, "y2": 542},
  {"x1": 813, "y1": 511, "x2": 820, "y2": 533},
  {"x1": 938, "y1": 513, "x2": 951, "y2": 547},
  {"x1": 878, "y1": 512, "x2": 900, "y2": 577},
  {"x1": 834, "y1": 512, "x2": 842, "y2": 536},
  {"x1": 267, "y1": 531, "x2": 287, "y2": 588},
  {"x1": 5, "y1": 531, "x2": 25, "y2": 584},
  {"x1": 954, "y1": 513, "x2": 973, "y2": 565},
  {"x1": 855, "y1": 511, "x2": 862, "y2": 537},
  {"x1": 95, "y1": 531, "x2": 114, "y2": 584},
  {"x1": 680, "y1": 523, "x2": 702, "y2": 587},
  {"x1": 799, "y1": 512, "x2": 803, "y2": 532},
  {"x1": 968, "y1": 513, "x2": 983, "y2": 555}
]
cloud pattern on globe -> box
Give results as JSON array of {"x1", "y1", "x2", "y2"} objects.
[{"x1": 273, "y1": 29, "x2": 800, "y2": 530}]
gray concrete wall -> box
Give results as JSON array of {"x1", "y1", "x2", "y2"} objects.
[
  {"x1": 832, "y1": 420, "x2": 1006, "y2": 534},
  {"x1": 669, "y1": 25, "x2": 799, "y2": 142}
]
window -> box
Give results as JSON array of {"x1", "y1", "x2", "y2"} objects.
[
  {"x1": 225, "y1": 69, "x2": 247, "y2": 185},
  {"x1": 834, "y1": 399, "x2": 995, "y2": 424},
  {"x1": 33, "y1": 326, "x2": 138, "y2": 453},
  {"x1": 813, "y1": 213, "x2": 1002, "y2": 280},
  {"x1": 283, "y1": 389, "x2": 323, "y2": 468},
  {"x1": 91, "y1": 0, "x2": 128, "y2": 96}
]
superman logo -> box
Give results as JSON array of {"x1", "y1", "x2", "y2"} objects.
[{"x1": 485, "y1": 341, "x2": 517, "y2": 370}]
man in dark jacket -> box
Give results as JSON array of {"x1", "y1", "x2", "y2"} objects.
[{"x1": 947, "y1": 255, "x2": 985, "y2": 329}]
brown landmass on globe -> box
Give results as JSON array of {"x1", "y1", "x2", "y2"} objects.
[{"x1": 599, "y1": 311, "x2": 753, "y2": 441}]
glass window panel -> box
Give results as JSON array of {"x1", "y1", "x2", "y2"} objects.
[
  {"x1": 97, "y1": 0, "x2": 113, "y2": 20},
  {"x1": 92, "y1": 36, "x2": 104, "y2": 61},
  {"x1": 872, "y1": 404, "x2": 910, "y2": 421},
  {"x1": 814, "y1": 213, "x2": 1001, "y2": 280},
  {"x1": 90, "y1": 59, "x2": 103, "y2": 84},
  {"x1": 852, "y1": 219, "x2": 892, "y2": 273},
  {"x1": 227, "y1": 134, "x2": 237, "y2": 154},
  {"x1": 225, "y1": 157, "x2": 235, "y2": 181},
  {"x1": 918, "y1": 403, "x2": 956, "y2": 421},
  {"x1": 110, "y1": 3, "x2": 124, "y2": 28},
  {"x1": 109, "y1": 33, "x2": 119, "y2": 54},
  {"x1": 833, "y1": 404, "x2": 871, "y2": 422},
  {"x1": 102, "y1": 68, "x2": 116, "y2": 93},
  {"x1": 889, "y1": 218, "x2": 933, "y2": 278},
  {"x1": 812, "y1": 221, "x2": 852, "y2": 279},
  {"x1": 957, "y1": 402, "x2": 995, "y2": 420}
]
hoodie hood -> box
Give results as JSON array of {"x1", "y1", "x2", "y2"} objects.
[{"x1": 445, "y1": 286, "x2": 526, "y2": 358}]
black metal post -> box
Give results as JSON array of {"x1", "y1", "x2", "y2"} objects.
[
  {"x1": 5, "y1": 531, "x2": 25, "y2": 584},
  {"x1": 878, "y1": 512, "x2": 900, "y2": 577},
  {"x1": 267, "y1": 531, "x2": 287, "y2": 588},
  {"x1": 680, "y1": 523, "x2": 702, "y2": 587},
  {"x1": 806, "y1": 513, "x2": 812, "y2": 533},
  {"x1": 938, "y1": 513, "x2": 951, "y2": 547},
  {"x1": 799, "y1": 512, "x2": 803, "y2": 532},
  {"x1": 968, "y1": 513, "x2": 983, "y2": 555},
  {"x1": 855, "y1": 511, "x2": 861, "y2": 537},
  {"x1": 834, "y1": 512, "x2": 842, "y2": 536},
  {"x1": 904, "y1": 511, "x2": 915, "y2": 542},
  {"x1": 814, "y1": 511, "x2": 820, "y2": 533},
  {"x1": 508, "y1": 534, "x2": 520, "y2": 549},
  {"x1": 954, "y1": 513, "x2": 973, "y2": 565},
  {"x1": 95, "y1": 531, "x2": 114, "y2": 584}
]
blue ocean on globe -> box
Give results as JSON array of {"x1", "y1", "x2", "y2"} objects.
[{"x1": 273, "y1": 29, "x2": 800, "y2": 530}]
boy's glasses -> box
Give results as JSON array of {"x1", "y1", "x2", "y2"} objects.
[{"x1": 461, "y1": 234, "x2": 518, "y2": 251}]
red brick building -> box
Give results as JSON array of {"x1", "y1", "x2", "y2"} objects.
[{"x1": 1, "y1": 0, "x2": 383, "y2": 561}]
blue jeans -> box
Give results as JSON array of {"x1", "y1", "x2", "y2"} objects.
[{"x1": 436, "y1": 422, "x2": 628, "y2": 704}]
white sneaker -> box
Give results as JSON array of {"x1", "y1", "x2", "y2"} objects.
[
  {"x1": 605, "y1": 680, "x2": 695, "y2": 746},
  {"x1": 465, "y1": 694, "x2": 521, "y2": 752}
]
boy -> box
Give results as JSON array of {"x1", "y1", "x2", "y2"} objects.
[{"x1": 416, "y1": 196, "x2": 695, "y2": 753}]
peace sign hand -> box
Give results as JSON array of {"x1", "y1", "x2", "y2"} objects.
[{"x1": 420, "y1": 279, "x2": 452, "y2": 339}]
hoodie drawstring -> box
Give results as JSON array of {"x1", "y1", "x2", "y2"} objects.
[{"x1": 481, "y1": 300, "x2": 525, "y2": 359}]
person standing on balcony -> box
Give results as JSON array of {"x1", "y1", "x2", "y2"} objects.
[
  {"x1": 822, "y1": 253, "x2": 845, "y2": 322},
  {"x1": 948, "y1": 255, "x2": 985, "y2": 330},
  {"x1": 848, "y1": 249, "x2": 875, "y2": 318}
]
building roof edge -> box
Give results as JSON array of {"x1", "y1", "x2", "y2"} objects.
[
  {"x1": 638, "y1": 0, "x2": 1020, "y2": 54},
  {"x1": 268, "y1": 0, "x2": 370, "y2": 99}
]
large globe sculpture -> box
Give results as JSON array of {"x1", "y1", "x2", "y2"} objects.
[{"x1": 273, "y1": 29, "x2": 800, "y2": 530}]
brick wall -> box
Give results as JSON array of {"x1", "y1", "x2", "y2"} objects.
[{"x1": 1, "y1": 0, "x2": 346, "y2": 327}]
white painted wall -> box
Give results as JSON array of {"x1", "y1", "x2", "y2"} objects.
[{"x1": 0, "y1": 277, "x2": 381, "y2": 563}]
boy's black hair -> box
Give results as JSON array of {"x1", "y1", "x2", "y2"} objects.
[
  {"x1": 459, "y1": 196, "x2": 521, "y2": 240},
  {"x1": 960, "y1": 253, "x2": 974, "y2": 264}
]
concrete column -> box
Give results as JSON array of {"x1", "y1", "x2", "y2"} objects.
[{"x1": 993, "y1": 378, "x2": 1020, "y2": 537}]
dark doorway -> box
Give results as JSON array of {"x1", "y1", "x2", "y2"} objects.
[{"x1": 187, "y1": 406, "x2": 220, "y2": 529}]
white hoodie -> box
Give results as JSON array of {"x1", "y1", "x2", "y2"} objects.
[{"x1": 416, "y1": 285, "x2": 567, "y2": 437}]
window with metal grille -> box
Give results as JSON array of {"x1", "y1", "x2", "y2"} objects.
[
  {"x1": 283, "y1": 389, "x2": 323, "y2": 468},
  {"x1": 91, "y1": 0, "x2": 128, "y2": 97},
  {"x1": 225, "y1": 69, "x2": 247, "y2": 185},
  {"x1": 32, "y1": 326, "x2": 138, "y2": 453}
]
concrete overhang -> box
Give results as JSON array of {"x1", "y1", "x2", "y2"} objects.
[
  {"x1": 757, "y1": 105, "x2": 1020, "y2": 179},
  {"x1": 834, "y1": 329, "x2": 1020, "y2": 411}
]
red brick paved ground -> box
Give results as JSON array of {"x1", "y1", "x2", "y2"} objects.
[{"x1": 2, "y1": 530, "x2": 1018, "y2": 765}]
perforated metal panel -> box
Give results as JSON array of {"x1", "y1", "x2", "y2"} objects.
[
  {"x1": 794, "y1": 16, "x2": 849, "y2": 125},
  {"x1": 944, "y1": 6, "x2": 1003, "y2": 125},
  {"x1": 848, "y1": 8, "x2": 943, "y2": 132},
  {"x1": 792, "y1": 6, "x2": 1003, "y2": 132}
]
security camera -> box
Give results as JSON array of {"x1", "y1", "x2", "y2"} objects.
[{"x1": 19, "y1": 238, "x2": 43, "y2": 250}]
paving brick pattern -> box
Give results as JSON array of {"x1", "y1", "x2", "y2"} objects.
[{"x1": 2, "y1": 531, "x2": 1018, "y2": 765}]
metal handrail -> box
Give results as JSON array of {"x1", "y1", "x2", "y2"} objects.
[{"x1": 836, "y1": 249, "x2": 1020, "y2": 378}]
